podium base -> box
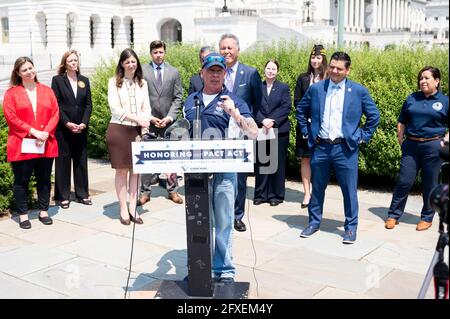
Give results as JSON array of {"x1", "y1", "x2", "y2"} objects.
[{"x1": 154, "y1": 280, "x2": 249, "y2": 299}]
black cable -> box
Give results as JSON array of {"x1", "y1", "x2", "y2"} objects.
[{"x1": 124, "y1": 171, "x2": 140, "y2": 299}]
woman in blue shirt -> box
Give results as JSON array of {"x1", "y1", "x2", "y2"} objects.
[{"x1": 385, "y1": 66, "x2": 448, "y2": 231}]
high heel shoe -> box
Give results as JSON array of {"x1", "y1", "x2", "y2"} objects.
[{"x1": 129, "y1": 211, "x2": 144, "y2": 224}]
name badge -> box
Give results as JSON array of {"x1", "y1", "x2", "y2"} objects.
[{"x1": 432, "y1": 102, "x2": 443, "y2": 111}]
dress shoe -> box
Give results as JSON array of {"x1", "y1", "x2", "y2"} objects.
[
  {"x1": 270, "y1": 200, "x2": 281, "y2": 206},
  {"x1": 136, "y1": 195, "x2": 150, "y2": 206},
  {"x1": 77, "y1": 198, "x2": 92, "y2": 205},
  {"x1": 19, "y1": 219, "x2": 31, "y2": 229},
  {"x1": 60, "y1": 200, "x2": 70, "y2": 209},
  {"x1": 300, "y1": 225, "x2": 319, "y2": 238},
  {"x1": 129, "y1": 212, "x2": 144, "y2": 224},
  {"x1": 342, "y1": 230, "x2": 357, "y2": 244},
  {"x1": 38, "y1": 215, "x2": 53, "y2": 225},
  {"x1": 301, "y1": 202, "x2": 309, "y2": 209},
  {"x1": 234, "y1": 219, "x2": 246, "y2": 232},
  {"x1": 385, "y1": 218, "x2": 398, "y2": 229},
  {"x1": 119, "y1": 216, "x2": 130, "y2": 225},
  {"x1": 168, "y1": 192, "x2": 183, "y2": 204},
  {"x1": 416, "y1": 221, "x2": 432, "y2": 231},
  {"x1": 253, "y1": 199, "x2": 264, "y2": 205}
]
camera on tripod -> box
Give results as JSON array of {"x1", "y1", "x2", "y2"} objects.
[{"x1": 430, "y1": 184, "x2": 448, "y2": 226}]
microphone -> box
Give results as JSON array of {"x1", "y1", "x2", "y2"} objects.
[
  {"x1": 164, "y1": 118, "x2": 190, "y2": 140},
  {"x1": 193, "y1": 96, "x2": 201, "y2": 140}
]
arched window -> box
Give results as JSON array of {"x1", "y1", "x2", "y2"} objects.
[{"x1": 160, "y1": 19, "x2": 182, "y2": 43}]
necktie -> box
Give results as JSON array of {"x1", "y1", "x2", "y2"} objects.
[
  {"x1": 156, "y1": 66, "x2": 162, "y2": 90},
  {"x1": 225, "y1": 68, "x2": 234, "y2": 92},
  {"x1": 328, "y1": 85, "x2": 340, "y2": 141}
]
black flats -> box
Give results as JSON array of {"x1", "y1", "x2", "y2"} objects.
[
  {"x1": 38, "y1": 215, "x2": 53, "y2": 225},
  {"x1": 19, "y1": 219, "x2": 31, "y2": 229},
  {"x1": 129, "y1": 212, "x2": 144, "y2": 224},
  {"x1": 60, "y1": 201, "x2": 70, "y2": 209},
  {"x1": 19, "y1": 214, "x2": 53, "y2": 229},
  {"x1": 77, "y1": 198, "x2": 93, "y2": 205},
  {"x1": 119, "y1": 216, "x2": 131, "y2": 225}
]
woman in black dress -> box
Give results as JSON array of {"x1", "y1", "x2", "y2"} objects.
[{"x1": 293, "y1": 45, "x2": 328, "y2": 208}]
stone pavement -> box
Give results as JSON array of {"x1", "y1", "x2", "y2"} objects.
[{"x1": 0, "y1": 159, "x2": 442, "y2": 299}]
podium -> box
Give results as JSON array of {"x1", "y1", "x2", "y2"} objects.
[{"x1": 132, "y1": 139, "x2": 254, "y2": 299}]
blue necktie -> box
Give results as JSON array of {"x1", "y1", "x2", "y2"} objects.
[{"x1": 225, "y1": 68, "x2": 234, "y2": 92}]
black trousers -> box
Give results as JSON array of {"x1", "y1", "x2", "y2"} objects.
[
  {"x1": 254, "y1": 132, "x2": 289, "y2": 202},
  {"x1": 11, "y1": 158, "x2": 54, "y2": 215},
  {"x1": 54, "y1": 129, "x2": 89, "y2": 201}
]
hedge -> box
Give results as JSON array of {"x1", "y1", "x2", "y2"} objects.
[
  {"x1": 1, "y1": 43, "x2": 448, "y2": 211},
  {"x1": 87, "y1": 42, "x2": 448, "y2": 181}
]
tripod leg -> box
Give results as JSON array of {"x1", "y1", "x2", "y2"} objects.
[{"x1": 417, "y1": 251, "x2": 439, "y2": 299}]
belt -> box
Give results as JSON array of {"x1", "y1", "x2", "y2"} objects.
[
  {"x1": 316, "y1": 137, "x2": 344, "y2": 144},
  {"x1": 407, "y1": 136, "x2": 442, "y2": 142}
]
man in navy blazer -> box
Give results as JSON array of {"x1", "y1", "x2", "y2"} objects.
[
  {"x1": 296, "y1": 51, "x2": 380, "y2": 244},
  {"x1": 219, "y1": 33, "x2": 263, "y2": 232}
]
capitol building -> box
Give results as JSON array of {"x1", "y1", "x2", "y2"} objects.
[{"x1": 0, "y1": 0, "x2": 448, "y2": 70}]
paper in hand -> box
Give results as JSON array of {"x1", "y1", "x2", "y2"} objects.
[{"x1": 21, "y1": 138, "x2": 45, "y2": 154}]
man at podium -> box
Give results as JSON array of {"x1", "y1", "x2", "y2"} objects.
[{"x1": 182, "y1": 52, "x2": 258, "y2": 282}]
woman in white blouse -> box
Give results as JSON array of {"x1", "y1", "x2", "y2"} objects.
[{"x1": 106, "y1": 48, "x2": 153, "y2": 225}]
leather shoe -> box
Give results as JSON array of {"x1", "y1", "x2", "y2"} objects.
[
  {"x1": 253, "y1": 199, "x2": 264, "y2": 205},
  {"x1": 301, "y1": 202, "x2": 309, "y2": 209},
  {"x1": 60, "y1": 200, "x2": 70, "y2": 209},
  {"x1": 416, "y1": 221, "x2": 432, "y2": 231},
  {"x1": 234, "y1": 219, "x2": 246, "y2": 232},
  {"x1": 168, "y1": 192, "x2": 183, "y2": 204},
  {"x1": 119, "y1": 216, "x2": 130, "y2": 225},
  {"x1": 38, "y1": 215, "x2": 53, "y2": 225},
  {"x1": 129, "y1": 212, "x2": 144, "y2": 224},
  {"x1": 136, "y1": 195, "x2": 150, "y2": 206},
  {"x1": 77, "y1": 198, "x2": 92, "y2": 205},
  {"x1": 270, "y1": 200, "x2": 281, "y2": 206},
  {"x1": 19, "y1": 219, "x2": 31, "y2": 229},
  {"x1": 385, "y1": 218, "x2": 398, "y2": 229}
]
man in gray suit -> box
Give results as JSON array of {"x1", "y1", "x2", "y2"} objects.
[{"x1": 138, "y1": 40, "x2": 184, "y2": 206}]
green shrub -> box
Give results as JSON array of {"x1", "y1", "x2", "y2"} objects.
[{"x1": 88, "y1": 43, "x2": 449, "y2": 181}]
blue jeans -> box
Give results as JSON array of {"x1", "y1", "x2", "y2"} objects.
[
  {"x1": 388, "y1": 139, "x2": 442, "y2": 222},
  {"x1": 209, "y1": 172, "x2": 236, "y2": 278}
]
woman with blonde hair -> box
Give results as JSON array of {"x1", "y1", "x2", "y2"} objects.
[{"x1": 51, "y1": 50, "x2": 93, "y2": 209}]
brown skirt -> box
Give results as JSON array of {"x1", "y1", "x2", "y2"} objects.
[{"x1": 106, "y1": 123, "x2": 141, "y2": 169}]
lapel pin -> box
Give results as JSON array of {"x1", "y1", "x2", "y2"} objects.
[
  {"x1": 348, "y1": 88, "x2": 351, "y2": 92},
  {"x1": 78, "y1": 81, "x2": 85, "y2": 88},
  {"x1": 240, "y1": 70, "x2": 244, "y2": 75}
]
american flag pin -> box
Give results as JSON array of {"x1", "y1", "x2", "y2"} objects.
[
  {"x1": 240, "y1": 70, "x2": 244, "y2": 75},
  {"x1": 348, "y1": 88, "x2": 352, "y2": 92}
]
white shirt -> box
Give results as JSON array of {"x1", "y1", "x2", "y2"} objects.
[
  {"x1": 25, "y1": 87, "x2": 37, "y2": 119},
  {"x1": 319, "y1": 79, "x2": 346, "y2": 140},
  {"x1": 69, "y1": 76, "x2": 78, "y2": 98}
]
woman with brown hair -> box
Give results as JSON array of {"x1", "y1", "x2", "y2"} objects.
[
  {"x1": 2, "y1": 57, "x2": 59, "y2": 229},
  {"x1": 294, "y1": 44, "x2": 328, "y2": 208},
  {"x1": 51, "y1": 50, "x2": 92, "y2": 209},
  {"x1": 106, "y1": 48, "x2": 153, "y2": 225}
]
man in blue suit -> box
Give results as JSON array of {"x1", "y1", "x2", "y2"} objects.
[
  {"x1": 219, "y1": 33, "x2": 263, "y2": 232},
  {"x1": 296, "y1": 52, "x2": 380, "y2": 244}
]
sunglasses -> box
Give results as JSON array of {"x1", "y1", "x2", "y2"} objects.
[{"x1": 203, "y1": 55, "x2": 225, "y2": 64}]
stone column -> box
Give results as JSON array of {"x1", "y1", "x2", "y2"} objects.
[
  {"x1": 349, "y1": 0, "x2": 354, "y2": 30},
  {"x1": 360, "y1": 0, "x2": 365, "y2": 31},
  {"x1": 372, "y1": 0, "x2": 379, "y2": 32},
  {"x1": 72, "y1": 12, "x2": 91, "y2": 53},
  {"x1": 355, "y1": 0, "x2": 360, "y2": 31},
  {"x1": 345, "y1": 0, "x2": 350, "y2": 31}
]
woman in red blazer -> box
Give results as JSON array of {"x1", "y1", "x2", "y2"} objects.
[{"x1": 2, "y1": 56, "x2": 59, "y2": 229}]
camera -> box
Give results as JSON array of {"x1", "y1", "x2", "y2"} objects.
[{"x1": 430, "y1": 184, "x2": 448, "y2": 225}]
